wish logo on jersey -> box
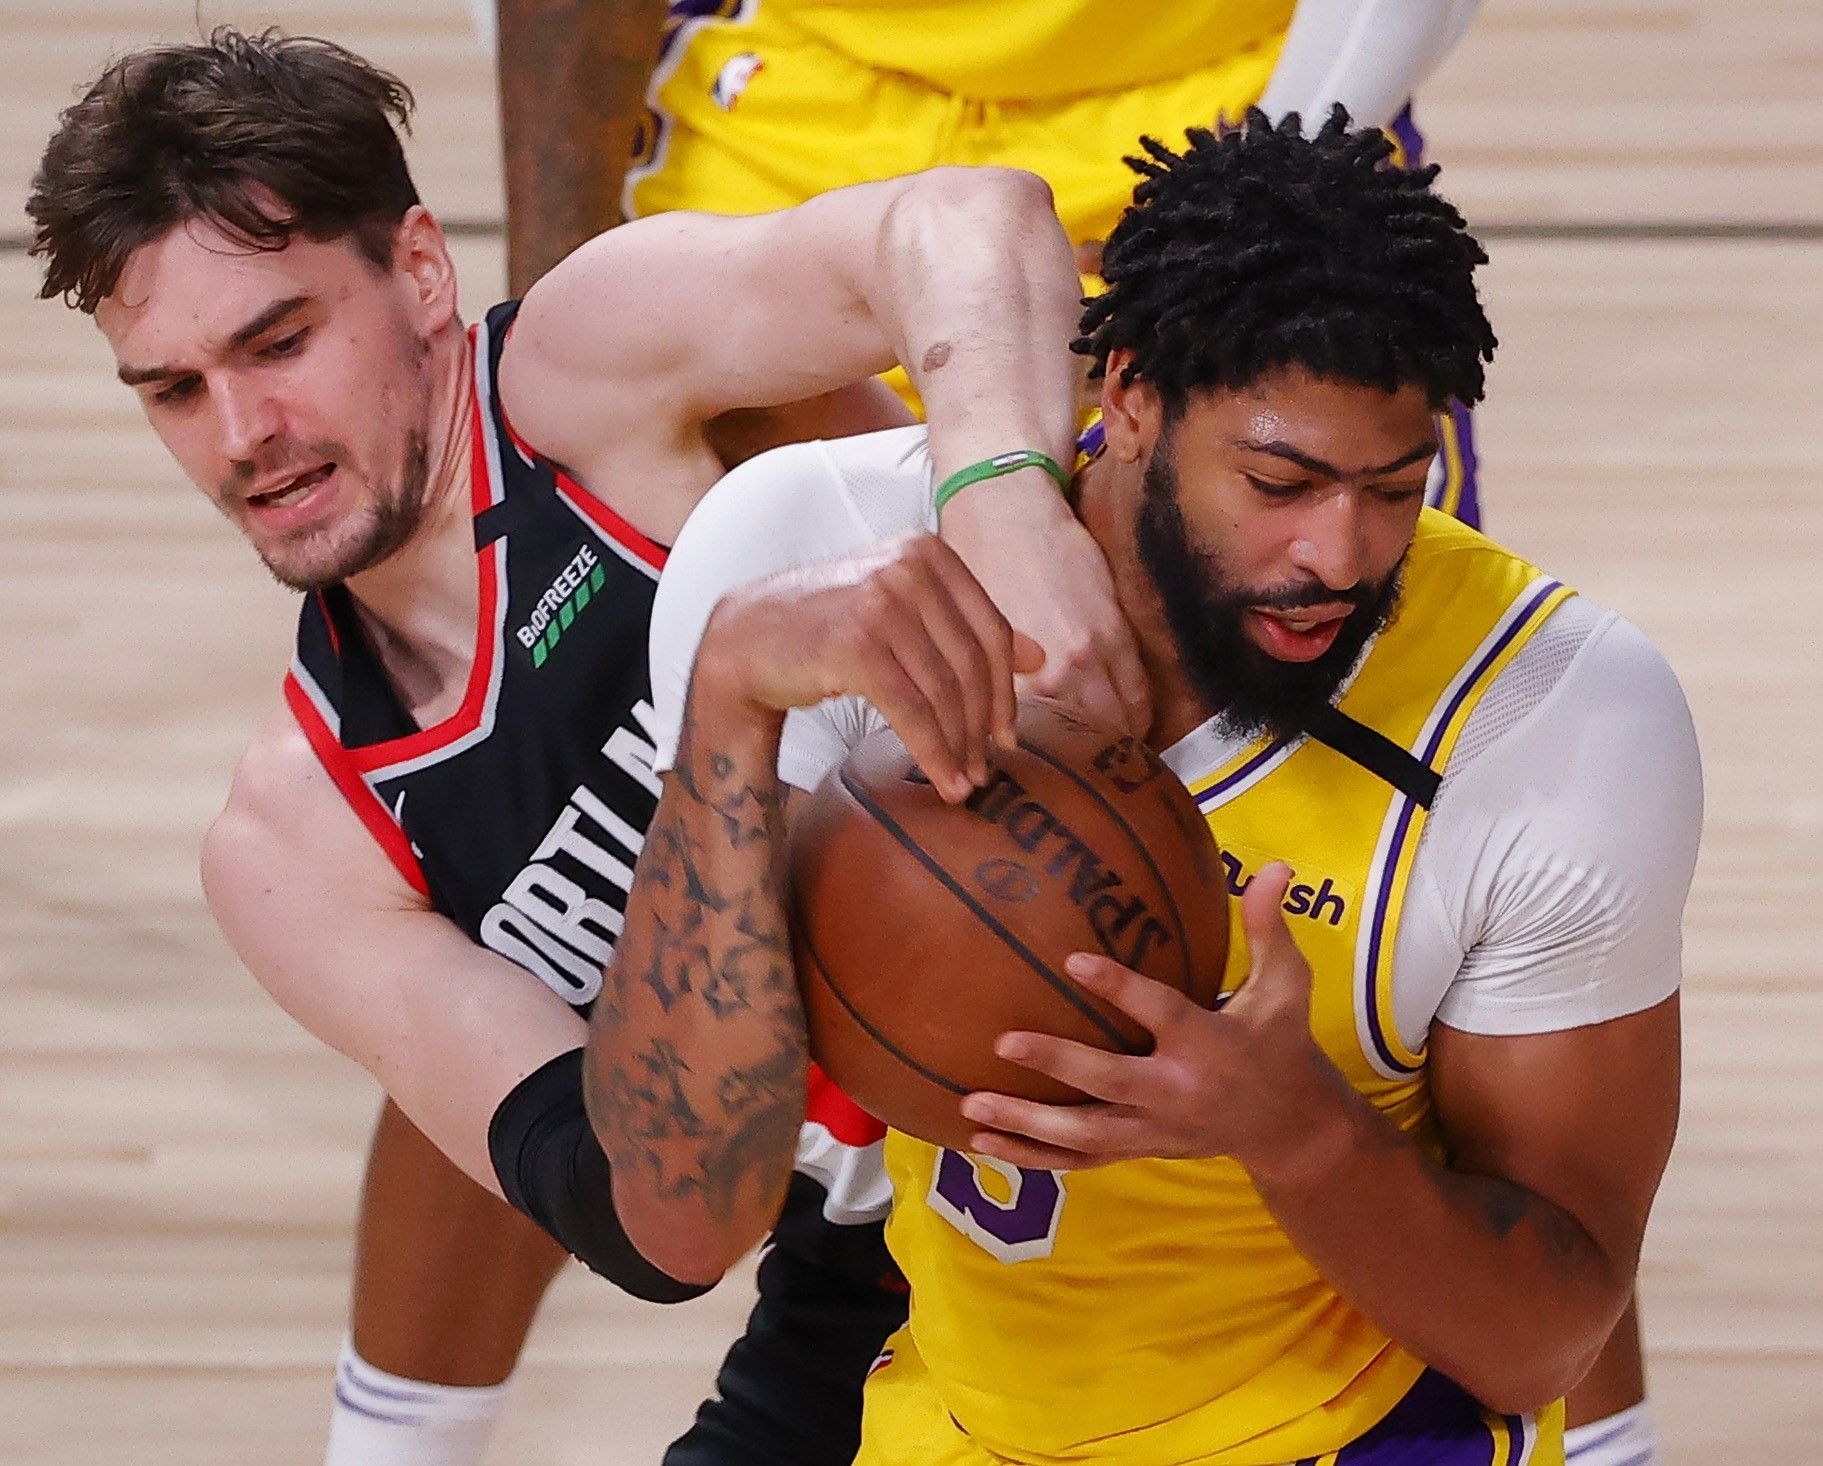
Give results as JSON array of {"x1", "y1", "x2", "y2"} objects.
[{"x1": 1219, "y1": 846, "x2": 1352, "y2": 926}]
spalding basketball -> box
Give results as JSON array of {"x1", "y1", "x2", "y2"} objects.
[{"x1": 790, "y1": 698, "x2": 1230, "y2": 1151}]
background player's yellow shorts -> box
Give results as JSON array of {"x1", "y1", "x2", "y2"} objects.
[
  {"x1": 854, "y1": 1325, "x2": 1566, "y2": 1466},
  {"x1": 626, "y1": 4, "x2": 1283, "y2": 247},
  {"x1": 627, "y1": 4, "x2": 1279, "y2": 415}
]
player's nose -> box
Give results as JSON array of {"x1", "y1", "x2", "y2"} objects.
[
  {"x1": 213, "y1": 375, "x2": 283, "y2": 465},
  {"x1": 1287, "y1": 495, "x2": 1369, "y2": 592}
]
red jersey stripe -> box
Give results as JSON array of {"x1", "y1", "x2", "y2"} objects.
[
  {"x1": 805, "y1": 1062, "x2": 887, "y2": 1148},
  {"x1": 552, "y1": 474, "x2": 668, "y2": 573},
  {"x1": 491, "y1": 364, "x2": 668, "y2": 574},
  {"x1": 284, "y1": 673, "x2": 431, "y2": 898},
  {"x1": 341, "y1": 387, "x2": 502, "y2": 774}
]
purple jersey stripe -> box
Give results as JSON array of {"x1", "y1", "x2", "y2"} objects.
[
  {"x1": 1360, "y1": 790, "x2": 1426, "y2": 1074},
  {"x1": 666, "y1": 0, "x2": 741, "y2": 22},
  {"x1": 1444, "y1": 398, "x2": 1482, "y2": 529},
  {"x1": 1384, "y1": 107, "x2": 1482, "y2": 533},
  {"x1": 1359, "y1": 580, "x2": 1565, "y2": 1071},
  {"x1": 1390, "y1": 105, "x2": 1426, "y2": 166},
  {"x1": 659, "y1": 0, "x2": 746, "y2": 67},
  {"x1": 1195, "y1": 739, "x2": 1293, "y2": 807},
  {"x1": 1417, "y1": 581, "x2": 1562, "y2": 767}
]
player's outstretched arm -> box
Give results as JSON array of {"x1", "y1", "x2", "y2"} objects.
[
  {"x1": 203, "y1": 713, "x2": 586, "y2": 1188},
  {"x1": 203, "y1": 711, "x2": 705, "y2": 1301},
  {"x1": 501, "y1": 168, "x2": 1149, "y2": 733},
  {"x1": 504, "y1": 166, "x2": 1080, "y2": 477},
  {"x1": 586, "y1": 535, "x2": 1036, "y2": 1281}
]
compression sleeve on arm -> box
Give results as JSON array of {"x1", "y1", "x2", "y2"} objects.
[
  {"x1": 1429, "y1": 613, "x2": 1703, "y2": 1037},
  {"x1": 648, "y1": 428, "x2": 928, "y2": 787},
  {"x1": 488, "y1": 1048, "x2": 714, "y2": 1303},
  {"x1": 1258, "y1": 0, "x2": 1482, "y2": 131}
]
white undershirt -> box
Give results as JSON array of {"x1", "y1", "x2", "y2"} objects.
[{"x1": 650, "y1": 426, "x2": 1701, "y2": 1050}]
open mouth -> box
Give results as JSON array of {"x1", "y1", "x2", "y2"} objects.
[
  {"x1": 248, "y1": 464, "x2": 334, "y2": 509},
  {"x1": 1262, "y1": 609, "x2": 1345, "y2": 633},
  {"x1": 1247, "y1": 606, "x2": 1350, "y2": 662}
]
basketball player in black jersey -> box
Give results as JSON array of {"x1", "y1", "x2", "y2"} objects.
[{"x1": 28, "y1": 29, "x2": 1151, "y2": 1466}]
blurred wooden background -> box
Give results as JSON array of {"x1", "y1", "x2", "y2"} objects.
[{"x1": 1, "y1": 2, "x2": 1818, "y2": 1461}]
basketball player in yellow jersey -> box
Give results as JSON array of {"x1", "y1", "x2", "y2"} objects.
[
  {"x1": 332, "y1": 11, "x2": 1508, "y2": 1464},
  {"x1": 605, "y1": 7, "x2": 1658, "y2": 1453},
  {"x1": 598, "y1": 110, "x2": 1700, "y2": 1465}
]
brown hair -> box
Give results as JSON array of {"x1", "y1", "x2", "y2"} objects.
[{"x1": 28, "y1": 26, "x2": 421, "y2": 313}]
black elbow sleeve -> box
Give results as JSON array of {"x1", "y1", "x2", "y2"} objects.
[{"x1": 488, "y1": 1048, "x2": 712, "y2": 1305}]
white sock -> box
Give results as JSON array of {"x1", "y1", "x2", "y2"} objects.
[
  {"x1": 324, "y1": 1338, "x2": 510, "y2": 1466},
  {"x1": 1564, "y1": 1401, "x2": 1658, "y2": 1466}
]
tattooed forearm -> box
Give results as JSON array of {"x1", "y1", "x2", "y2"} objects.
[
  {"x1": 1340, "y1": 1097, "x2": 1605, "y2": 1284},
  {"x1": 1455, "y1": 1173, "x2": 1593, "y2": 1274},
  {"x1": 1319, "y1": 1086, "x2": 1604, "y2": 1282},
  {"x1": 1254, "y1": 1085, "x2": 1631, "y2": 1406},
  {"x1": 584, "y1": 687, "x2": 808, "y2": 1262}
]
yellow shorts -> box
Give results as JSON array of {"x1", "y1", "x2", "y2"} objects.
[
  {"x1": 626, "y1": 6, "x2": 1277, "y2": 414},
  {"x1": 852, "y1": 1326, "x2": 1002, "y2": 1466},
  {"x1": 626, "y1": 3, "x2": 1283, "y2": 246},
  {"x1": 855, "y1": 1326, "x2": 1565, "y2": 1466}
]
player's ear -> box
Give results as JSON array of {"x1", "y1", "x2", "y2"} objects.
[
  {"x1": 1098, "y1": 350, "x2": 1164, "y2": 464},
  {"x1": 392, "y1": 205, "x2": 458, "y2": 331}
]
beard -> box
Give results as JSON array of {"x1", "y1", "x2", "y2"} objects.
[
  {"x1": 1133, "y1": 430, "x2": 1404, "y2": 742},
  {"x1": 253, "y1": 426, "x2": 433, "y2": 593},
  {"x1": 238, "y1": 325, "x2": 439, "y2": 593}
]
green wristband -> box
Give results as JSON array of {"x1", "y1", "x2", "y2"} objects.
[{"x1": 933, "y1": 449, "x2": 1071, "y2": 516}]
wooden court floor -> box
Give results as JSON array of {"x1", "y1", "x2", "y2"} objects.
[{"x1": 2, "y1": 2, "x2": 1820, "y2": 1463}]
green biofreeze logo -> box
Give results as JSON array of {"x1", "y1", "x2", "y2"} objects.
[{"x1": 518, "y1": 545, "x2": 605, "y2": 667}]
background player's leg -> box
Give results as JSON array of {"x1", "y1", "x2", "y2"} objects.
[
  {"x1": 494, "y1": 0, "x2": 665, "y2": 294},
  {"x1": 324, "y1": 1099, "x2": 568, "y2": 1464},
  {"x1": 1564, "y1": 1298, "x2": 1658, "y2": 1464}
]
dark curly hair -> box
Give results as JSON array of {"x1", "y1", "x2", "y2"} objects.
[
  {"x1": 28, "y1": 26, "x2": 419, "y2": 313},
  {"x1": 1074, "y1": 108, "x2": 1496, "y2": 412}
]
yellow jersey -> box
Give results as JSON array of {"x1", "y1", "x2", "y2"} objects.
[{"x1": 882, "y1": 510, "x2": 1575, "y2": 1463}]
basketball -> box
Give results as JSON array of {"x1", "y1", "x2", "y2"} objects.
[{"x1": 789, "y1": 698, "x2": 1232, "y2": 1150}]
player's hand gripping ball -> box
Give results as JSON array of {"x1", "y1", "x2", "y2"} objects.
[{"x1": 790, "y1": 699, "x2": 1231, "y2": 1150}]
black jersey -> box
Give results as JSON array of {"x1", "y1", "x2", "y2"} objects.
[
  {"x1": 286, "y1": 302, "x2": 668, "y2": 1008},
  {"x1": 286, "y1": 301, "x2": 894, "y2": 1278},
  {"x1": 287, "y1": 303, "x2": 911, "y2": 1466}
]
